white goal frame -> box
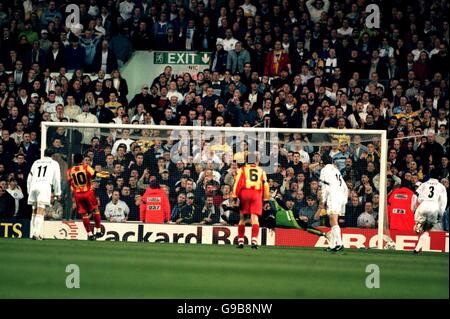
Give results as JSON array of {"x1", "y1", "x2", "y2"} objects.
[{"x1": 41, "y1": 122, "x2": 388, "y2": 249}]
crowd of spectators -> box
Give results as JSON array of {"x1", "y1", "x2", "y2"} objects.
[{"x1": 0, "y1": 0, "x2": 448, "y2": 230}]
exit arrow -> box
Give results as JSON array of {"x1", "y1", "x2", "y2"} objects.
[{"x1": 201, "y1": 53, "x2": 210, "y2": 64}]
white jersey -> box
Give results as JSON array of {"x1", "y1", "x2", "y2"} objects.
[
  {"x1": 319, "y1": 163, "x2": 349, "y2": 203},
  {"x1": 105, "y1": 200, "x2": 129, "y2": 222},
  {"x1": 413, "y1": 178, "x2": 447, "y2": 215},
  {"x1": 27, "y1": 157, "x2": 62, "y2": 196}
]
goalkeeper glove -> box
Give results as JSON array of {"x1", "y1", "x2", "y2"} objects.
[{"x1": 96, "y1": 171, "x2": 110, "y2": 178}]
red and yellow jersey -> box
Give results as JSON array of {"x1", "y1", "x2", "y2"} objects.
[
  {"x1": 232, "y1": 164, "x2": 270, "y2": 200},
  {"x1": 67, "y1": 164, "x2": 95, "y2": 193}
]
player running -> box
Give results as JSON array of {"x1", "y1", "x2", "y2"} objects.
[
  {"x1": 27, "y1": 149, "x2": 61, "y2": 240},
  {"x1": 67, "y1": 153, "x2": 109, "y2": 240},
  {"x1": 319, "y1": 157, "x2": 348, "y2": 252},
  {"x1": 411, "y1": 169, "x2": 447, "y2": 254},
  {"x1": 232, "y1": 153, "x2": 270, "y2": 249}
]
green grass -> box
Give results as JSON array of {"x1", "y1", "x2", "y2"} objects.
[{"x1": 0, "y1": 238, "x2": 448, "y2": 299}]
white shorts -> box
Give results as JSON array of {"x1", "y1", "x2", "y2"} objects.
[
  {"x1": 326, "y1": 197, "x2": 347, "y2": 216},
  {"x1": 28, "y1": 184, "x2": 52, "y2": 209},
  {"x1": 415, "y1": 202, "x2": 440, "y2": 226}
]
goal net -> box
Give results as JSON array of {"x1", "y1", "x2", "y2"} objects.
[{"x1": 41, "y1": 122, "x2": 388, "y2": 249}]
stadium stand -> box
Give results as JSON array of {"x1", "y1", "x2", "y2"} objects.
[{"x1": 0, "y1": 0, "x2": 448, "y2": 231}]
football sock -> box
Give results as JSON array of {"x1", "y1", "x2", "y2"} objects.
[
  {"x1": 251, "y1": 224, "x2": 259, "y2": 245},
  {"x1": 30, "y1": 214, "x2": 36, "y2": 237},
  {"x1": 34, "y1": 215, "x2": 44, "y2": 238},
  {"x1": 332, "y1": 225, "x2": 343, "y2": 247},
  {"x1": 238, "y1": 222, "x2": 245, "y2": 244},
  {"x1": 306, "y1": 227, "x2": 324, "y2": 237},
  {"x1": 415, "y1": 231, "x2": 430, "y2": 252},
  {"x1": 93, "y1": 212, "x2": 102, "y2": 229},
  {"x1": 82, "y1": 214, "x2": 92, "y2": 235}
]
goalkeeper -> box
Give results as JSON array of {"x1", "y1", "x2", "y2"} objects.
[{"x1": 268, "y1": 193, "x2": 329, "y2": 238}]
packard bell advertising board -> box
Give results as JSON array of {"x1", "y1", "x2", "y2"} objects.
[{"x1": 43, "y1": 221, "x2": 276, "y2": 246}]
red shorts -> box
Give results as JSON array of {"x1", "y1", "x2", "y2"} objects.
[
  {"x1": 239, "y1": 189, "x2": 263, "y2": 216},
  {"x1": 74, "y1": 190, "x2": 98, "y2": 214}
]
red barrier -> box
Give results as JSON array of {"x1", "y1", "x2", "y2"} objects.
[{"x1": 274, "y1": 227, "x2": 449, "y2": 252}]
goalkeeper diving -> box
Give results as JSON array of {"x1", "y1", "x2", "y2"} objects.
[{"x1": 263, "y1": 192, "x2": 331, "y2": 239}]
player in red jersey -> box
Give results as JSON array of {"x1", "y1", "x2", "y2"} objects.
[
  {"x1": 67, "y1": 153, "x2": 109, "y2": 240},
  {"x1": 232, "y1": 153, "x2": 270, "y2": 249}
]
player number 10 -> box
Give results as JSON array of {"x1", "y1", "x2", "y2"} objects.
[{"x1": 71, "y1": 172, "x2": 87, "y2": 186}]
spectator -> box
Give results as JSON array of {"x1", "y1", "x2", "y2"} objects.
[
  {"x1": 6, "y1": 177, "x2": 23, "y2": 217},
  {"x1": 175, "y1": 192, "x2": 196, "y2": 224},
  {"x1": 104, "y1": 190, "x2": 129, "y2": 222},
  {"x1": 170, "y1": 192, "x2": 186, "y2": 222},
  {"x1": 345, "y1": 194, "x2": 363, "y2": 228},
  {"x1": 226, "y1": 42, "x2": 251, "y2": 74},
  {"x1": 219, "y1": 195, "x2": 240, "y2": 226},
  {"x1": 218, "y1": 28, "x2": 238, "y2": 52},
  {"x1": 153, "y1": 11, "x2": 173, "y2": 45},
  {"x1": 210, "y1": 41, "x2": 228, "y2": 74},
  {"x1": 44, "y1": 193, "x2": 63, "y2": 220},
  {"x1": 357, "y1": 202, "x2": 377, "y2": 228},
  {"x1": 0, "y1": 181, "x2": 15, "y2": 218},
  {"x1": 64, "y1": 34, "x2": 86, "y2": 72},
  {"x1": 298, "y1": 195, "x2": 319, "y2": 227},
  {"x1": 198, "y1": 195, "x2": 220, "y2": 225},
  {"x1": 110, "y1": 27, "x2": 133, "y2": 67},
  {"x1": 93, "y1": 40, "x2": 118, "y2": 73},
  {"x1": 264, "y1": 41, "x2": 291, "y2": 77}
]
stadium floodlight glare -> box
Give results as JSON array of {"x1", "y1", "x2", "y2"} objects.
[{"x1": 41, "y1": 121, "x2": 388, "y2": 249}]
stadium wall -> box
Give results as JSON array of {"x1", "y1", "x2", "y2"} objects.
[{"x1": 41, "y1": 221, "x2": 448, "y2": 253}]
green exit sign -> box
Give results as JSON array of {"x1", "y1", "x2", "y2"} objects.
[{"x1": 153, "y1": 51, "x2": 211, "y2": 65}]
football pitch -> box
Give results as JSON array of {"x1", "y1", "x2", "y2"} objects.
[{"x1": 0, "y1": 238, "x2": 448, "y2": 299}]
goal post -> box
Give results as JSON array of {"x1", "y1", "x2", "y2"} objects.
[{"x1": 41, "y1": 121, "x2": 388, "y2": 249}]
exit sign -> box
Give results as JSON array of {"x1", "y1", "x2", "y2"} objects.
[{"x1": 153, "y1": 51, "x2": 211, "y2": 65}]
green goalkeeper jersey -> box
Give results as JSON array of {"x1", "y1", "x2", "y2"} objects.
[{"x1": 272, "y1": 199, "x2": 302, "y2": 229}]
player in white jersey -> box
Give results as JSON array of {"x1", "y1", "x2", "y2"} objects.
[
  {"x1": 411, "y1": 169, "x2": 447, "y2": 253},
  {"x1": 27, "y1": 149, "x2": 62, "y2": 240},
  {"x1": 319, "y1": 157, "x2": 349, "y2": 252}
]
